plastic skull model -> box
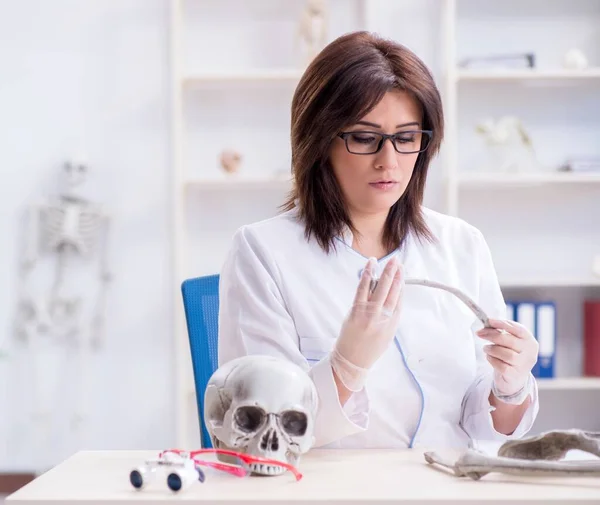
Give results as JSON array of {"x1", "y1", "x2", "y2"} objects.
[{"x1": 204, "y1": 355, "x2": 318, "y2": 475}]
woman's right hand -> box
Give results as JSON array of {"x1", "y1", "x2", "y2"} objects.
[{"x1": 330, "y1": 256, "x2": 404, "y2": 391}]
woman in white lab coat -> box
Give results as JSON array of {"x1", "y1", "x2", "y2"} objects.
[{"x1": 217, "y1": 31, "x2": 540, "y2": 450}]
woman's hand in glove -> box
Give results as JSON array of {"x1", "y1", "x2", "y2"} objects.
[
  {"x1": 477, "y1": 319, "x2": 539, "y2": 399},
  {"x1": 330, "y1": 255, "x2": 404, "y2": 392}
]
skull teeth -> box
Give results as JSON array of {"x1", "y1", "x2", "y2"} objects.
[{"x1": 249, "y1": 463, "x2": 286, "y2": 476}]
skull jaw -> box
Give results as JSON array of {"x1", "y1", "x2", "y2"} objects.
[
  {"x1": 244, "y1": 432, "x2": 293, "y2": 475},
  {"x1": 247, "y1": 461, "x2": 287, "y2": 476},
  {"x1": 211, "y1": 435, "x2": 302, "y2": 477}
]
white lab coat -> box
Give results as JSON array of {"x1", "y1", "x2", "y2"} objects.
[{"x1": 217, "y1": 206, "x2": 539, "y2": 450}]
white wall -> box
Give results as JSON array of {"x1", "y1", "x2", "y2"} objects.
[{"x1": 0, "y1": 0, "x2": 174, "y2": 471}]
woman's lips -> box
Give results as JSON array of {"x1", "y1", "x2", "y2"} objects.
[{"x1": 369, "y1": 181, "x2": 398, "y2": 190}]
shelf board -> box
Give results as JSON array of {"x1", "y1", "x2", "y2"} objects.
[
  {"x1": 185, "y1": 175, "x2": 293, "y2": 190},
  {"x1": 500, "y1": 277, "x2": 600, "y2": 288},
  {"x1": 456, "y1": 68, "x2": 600, "y2": 82},
  {"x1": 457, "y1": 171, "x2": 600, "y2": 188},
  {"x1": 537, "y1": 377, "x2": 600, "y2": 391},
  {"x1": 183, "y1": 69, "x2": 303, "y2": 85}
]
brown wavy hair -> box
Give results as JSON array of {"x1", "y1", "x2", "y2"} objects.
[{"x1": 281, "y1": 31, "x2": 444, "y2": 254}]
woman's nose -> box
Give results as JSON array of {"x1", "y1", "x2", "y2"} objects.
[{"x1": 374, "y1": 137, "x2": 398, "y2": 170}]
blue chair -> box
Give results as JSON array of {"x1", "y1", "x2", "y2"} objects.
[{"x1": 181, "y1": 274, "x2": 220, "y2": 448}]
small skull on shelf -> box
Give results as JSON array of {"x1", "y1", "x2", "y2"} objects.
[
  {"x1": 204, "y1": 355, "x2": 318, "y2": 475},
  {"x1": 219, "y1": 149, "x2": 242, "y2": 175}
]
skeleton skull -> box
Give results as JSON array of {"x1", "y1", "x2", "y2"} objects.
[
  {"x1": 63, "y1": 157, "x2": 88, "y2": 188},
  {"x1": 204, "y1": 355, "x2": 318, "y2": 475}
]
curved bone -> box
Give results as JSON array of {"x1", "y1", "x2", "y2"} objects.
[
  {"x1": 405, "y1": 278, "x2": 491, "y2": 328},
  {"x1": 498, "y1": 430, "x2": 600, "y2": 460},
  {"x1": 471, "y1": 450, "x2": 599, "y2": 479},
  {"x1": 423, "y1": 451, "x2": 464, "y2": 476},
  {"x1": 424, "y1": 429, "x2": 600, "y2": 481},
  {"x1": 370, "y1": 276, "x2": 491, "y2": 328},
  {"x1": 425, "y1": 449, "x2": 600, "y2": 480}
]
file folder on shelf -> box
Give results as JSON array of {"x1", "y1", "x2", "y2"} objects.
[
  {"x1": 584, "y1": 300, "x2": 600, "y2": 377},
  {"x1": 535, "y1": 302, "x2": 556, "y2": 378},
  {"x1": 516, "y1": 302, "x2": 539, "y2": 377},
  {"x1": 505, "y1": 300, "x2": 556, "y2": 378},
  {"x1": 505, "y1": 301, "x2": 515, "y2": 321}
]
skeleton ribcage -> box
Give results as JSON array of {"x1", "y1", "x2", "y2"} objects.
[{"x1": 41, "y1": 203, "x2": 103, "y2": 256}]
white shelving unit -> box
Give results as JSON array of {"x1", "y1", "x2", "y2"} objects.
[
  {"x1": 183, "y1": 69, "x2": 304, "y2": 84},
  {"x1": 457, "y1": 171, "x2": 600, "y2": 188},
  {"x1": 170, "y1": 0, "x2": 370, "y2": 448},
  {"x1": 185, "y1": 175, "x2": 293, "y2": 191},
  {"x1": 171, "y1": 0, "x2": 600, "y2": 446},
  {"x1": 442, "y1": 0, "x2": 600, "y2": 216},
  {"x1": 441, "y1": 0, "x2": 600, "y2": 424},
  {"x1": 537, "y1": 377, "x2": 600, "y2": 391},
  {"x1": 456, "y1": 68, "x2": 600, "y2": 82},
  {"x1": 499, "y1": 277, "x2": 600, "y2": 289}
]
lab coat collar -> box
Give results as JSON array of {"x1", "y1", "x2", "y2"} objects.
[
  {"x1": 339, "y1": 224, "x2": 353, "y2": 247},
  {"x1": 336, "y1": 224, "x2": 415, "y2": 283},
  {"x1": 299, "y1": 208, "x2": 412, "y2": 273},
  {"x1": 336, "y1": 223, "x2": 410, "y2": 263}
]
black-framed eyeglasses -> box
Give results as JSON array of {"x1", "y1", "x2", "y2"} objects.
[{"x1": 337, "y1": 130, "x2": 433, "y2": 155}]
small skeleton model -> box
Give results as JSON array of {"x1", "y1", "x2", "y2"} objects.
[
  {"x1": 13, "y1": 158, "x2": 112, "y2": 439},
  {"x1": 204, "y1": 355, "x2": 318, "y2": 476},
  {"x1": 15, "y1": 158, "x2": 112, "y2": 346},
  {"x1": 475, "y1": 116, "x2": 537, "y2": 173},
  {"x1": 424, "y1": 429, "x2": 600, "y2": 480},
  {"x1": 297, "y1": 0, "x2": 328, "y2": 65}
]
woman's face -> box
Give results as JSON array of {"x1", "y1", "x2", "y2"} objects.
[{"x1": 329, "y1": 89, "x2": 423, "y2": 218}]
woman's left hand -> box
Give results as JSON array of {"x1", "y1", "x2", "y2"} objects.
[{"x1": 476, "y1": 319, "x2": 539, "y2": 396}]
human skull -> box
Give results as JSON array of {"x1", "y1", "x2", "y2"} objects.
[
  {"x1": 204, "y1": 355, "x2": 318, "y2": 475},
  {"x1": 63, "y1": 157, "x2": 88, "y2": 188},
  {"x1": 219, "y1": 149, "x2": 242, "y2": 174},
  {"x1": 61, "y1": 156, "x2": 90, "y2": 201}
]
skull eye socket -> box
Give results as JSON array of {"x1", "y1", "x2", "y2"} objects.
[
  {"x1": 234, "y1": 406, "x2": 265, "y2": 433},
  {"x1": 280, "y1": 410, "x2": 308, "y2": 437}
]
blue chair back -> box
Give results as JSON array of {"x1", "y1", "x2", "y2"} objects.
[{"x1": 181, "y1": 274, "x2": 220, "y2": 448}]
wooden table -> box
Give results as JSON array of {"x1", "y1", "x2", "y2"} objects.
[{"x1": 6, "y1": 449, "x2": 600, "y2": 504}]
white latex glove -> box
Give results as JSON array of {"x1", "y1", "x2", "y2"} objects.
[
  {"x1": 330, "y1": 256, "x2": 404, "y2": 391},
  {"x1": 476, "y1": 319, "x2": 539, "y2": 400}
]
